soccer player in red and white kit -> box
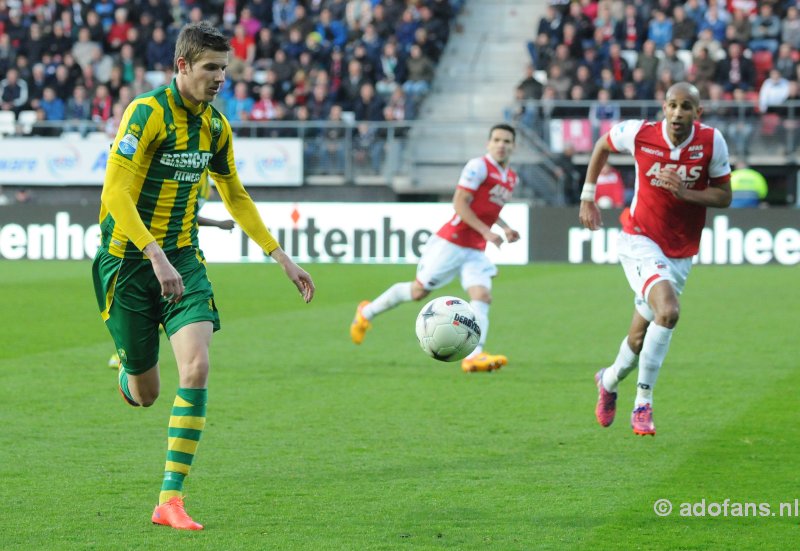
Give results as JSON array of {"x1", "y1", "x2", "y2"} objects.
[
  {"x1": 579, "y1": 83, "x2": 732, "y2": 436},
  {"x1": 350, "y1": 124, "x2": 521, "y2": 372}
]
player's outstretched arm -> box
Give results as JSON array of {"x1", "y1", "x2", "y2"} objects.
[
  {"x1": 579, "y1": 132, "x2": 615, "y2": 230},
  {"x1": 270, "y1": 247, "x2": 315, "y2": 303},
  {"x1": 198, "y1": 216, "x2": 235, "y2": 230}
]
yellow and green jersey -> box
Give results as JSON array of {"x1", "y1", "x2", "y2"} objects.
[{"x1": 100, "y1": 79, "x2": 254, "y2": 259}]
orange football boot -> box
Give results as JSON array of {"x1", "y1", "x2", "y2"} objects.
[{"x1": 152, "y1": 497, "x2": 203, "y2": 530}]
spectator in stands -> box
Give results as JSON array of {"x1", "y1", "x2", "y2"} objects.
[
  {"x1": 371, "y1": 3, "x2": 394, "y2": 40},
  {"x1": 25, "y1": 23, "x2": 47, "y2": 64},
  {"x1": 346, "y1": 0, "x2": 374, "y2": 33},
  {"x1": 147, "y1": 26, "x2": 174, "y2": 71},
  {"x1": 683, "y1": 0, "x2": 705, "y2": 29},
  {"x1": 354, "y1": 81, "x2": 385, "y2": 121},
  {"x1": 728, "y1": 9, "x2": 751, "y2": 46},
  {"x1": 27, "y1": 63, "x2": 48, "y2": 109},
  {"x1": 537, "y1": 5, "x2": 564, "y2": 45},
  {"x1": 225, "y1": 81, "x2": 255, "y2": 123},
  {"x1": 231, "y1": 23, "x2": 256, "y2": 66},
  {"x1": 699, "y1": 5, "x2": 727, "y2": 43},
  {"x1": 316, "y1": 8, "x2": 348, "y2": 50},
  {"x1": 670, "y1": 5, "x2": 697, "y2": 49},
  {"x1": 108, "y1": 8, "x2": 133, "y2": 52},
  {"x1": 239, "y1": 7, "x2": 263, "y2": 38},
  {"x1": 273, "y1": 0, "x2": 298, "y2": 33},
  {"x1": 0, "y1": 186, "x2": 10, "y2": 207},
  {"x1": 91, "y1": 84, "x2": 113, "y2": 123},
  {"x1": 40, "y1": 86, "x2": 65, "y2": 122},
  {"x1": 517, "y1": 63, "x2": 544, "y2": 100},
  {"x1": 395, "y1": 8, "x2": 420, "y2": 53},
  {"x1": 551, "y1": 43, "x2": 578, "y2": 81},
  {"x1": 375, "y1": 40, "x2": 405, "y2": 97},
  {"x1": 749, "y1": 3, "x2": 781, "y2": 55},
  {"x1": 616, "y1": 3, "x2": 646, "y2": 50},
  {"x1": 353, "y1": 122, "x2": 383, "y2": 174},
  {"x1": 571, "y1": 65, "x2": 596, "y2": 100},
  {"x1": 647, "y1": 9, "x2": 673, "y2": 49},
  {"x1": 593, "y1": 1, "x2": 616, "y2": 44},
  {"x1": 729, "y1": 87, "x2": 756, "y2": 156},
  {"x1": 565, "y1": 1, "x2": 593, "y2": 44},
  {"x1": 402, "y1": 44, "x2": 435, "y2": 100},
  {"x1": 254, "y1": 27, "x2": 278, "y2": 68},
  {"x1": 47, "y1": 22, "x2": 73, "y2": 59},
  {"x1": 775, "y1": 44, "x2": 797, "y2": 81},
  {"x1": 250, "y1": 84, "x2": 281, "y2": 125},
  {"x1": 691, "y1": 46, "x2": 717, "y2": 96},
  {"x1": 605, "y1": 43, "x2": 631, "y2": 84},
  {"x1": 529, "y1": 32, "x2": 554, "y2": 72},
  {"x1": 321, "y1": 104, "x2": 347, "y2": 174},
  {"x1": 597, "y1": 67, "x2": 622, "y2": 100},
  {"x1": 360, "y1": 24, "x2": 384, "y2": 62},
  {"x1": 631, "y1": 67, "x2": 655, "y2": 99},
  {"x1": 716, "y1": 41, "x2": 755, "y2": 92},
  {"x1": 65, "y1": 84, "x2": 92, "y2": 135},
  {"x1": 306, "y1": 83, "x2": 333, "y2": 120},
  {"x1": 657, "y1": 42, "x2": 687, "y2": 83},
  {"x1": 546, "y1": 63, "x2": 571, "y2": 100},
  {"x1": 636, "y1": 40, "x2": 660, "y2": 84},
  {"x1": 759, "y1": 69, "x2": 790, "y2": 114},
  {"x1": 90, "y1": 44, "x2": 114, "y2": 84},
  {"x1": 589, "y1": 88, "x2": 620, "y2": 141},
  {"x1": 579, "y1": 45, "x2": 604, "y2": 82},
  {"x1": 692, "y1": 28, "x2": 723, "y2": 61},
  {"x1": 783, "y1": 6, "x2": 800, "y2": 50},
  {"x1": 0, "y1": 68, "x2": 29, "y2": 114},
  {"x1": 595, "y1": 162, "x2": 625, "y2": 208},
  {"x1": 72, "y1": 27, "x2": 100, "y2": 71}
]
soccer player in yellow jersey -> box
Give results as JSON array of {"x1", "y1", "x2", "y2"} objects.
[{"x1": 91, "y1": 21, "x2": 315, "y2": 530}]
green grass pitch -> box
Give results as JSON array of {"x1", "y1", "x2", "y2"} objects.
[{"x1": 0, "y1": 261, "x2": 798, "y2": 550}]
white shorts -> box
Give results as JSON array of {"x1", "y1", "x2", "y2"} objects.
[
  {"x1": 415, "y1": 235, "x2": 497, "y2": 291},
  {"x1": 617, "y1": 232, "x2": 692, "y2": 322}
]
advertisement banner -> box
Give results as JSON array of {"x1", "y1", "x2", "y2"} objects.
[
  {"x1": 531, "y1": 207, "x2": 800, "y2": 266},
  {"x1": 0, "y1": 203, "x2": 530, "y2": 264},
  {"x1": 0, "y1": 138, "x2": 302, "y2": 186}
]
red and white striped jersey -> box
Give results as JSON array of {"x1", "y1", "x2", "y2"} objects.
[
  {"x1": 607, "y1": 119, "x2": 731, "y2": 258},
  {"x1": 436, "y1": 154, "x2": 518, "y2": 250}
]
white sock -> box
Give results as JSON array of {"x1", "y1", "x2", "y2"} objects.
[
  {"x1": 362, "y1": 282, "x2": 413, "y2": 320},
  {"x1": 468, "y1": 300, "x2": 490, "y2": 357},
  {"x1": 602, "y1": 337, "x2": 639, "y2": 392},
  {"x1": 635, "y1": 323, "x2": 673, "y2": 407}
]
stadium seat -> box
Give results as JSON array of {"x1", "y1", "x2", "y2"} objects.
[
  {"x1": 752, "y1": 50, "x2": 773, "y2": 88},
  {"x1": 676, "y1": 49, "x2": 693, "y2": 71},
  {"x1": 620, "y1": 50, "x2": 638, "y2": 68},
  {"x1": 145, "y1": 70, "x2": 166, "y2": 89},
  {"x1": 0, "y1": 110, "x2": 16, "y2": 136},
  {"x1": 17, "y1": 110, "x2": 38, "y2": 135}
]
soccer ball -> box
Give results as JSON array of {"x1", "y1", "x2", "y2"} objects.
[{"x1": 415, "y1": 296, "x2": 481, "y2": 362}]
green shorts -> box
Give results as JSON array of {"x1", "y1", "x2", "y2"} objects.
[{"x1": 92, "y1": 247, "x2": 220, "y2": 375}]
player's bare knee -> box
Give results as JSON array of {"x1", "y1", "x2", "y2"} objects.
[
  {"x1": 180, "y1": 360, "x2": 210, "y2": 388},
  {"x1": 655, "y1": 306, "x2": 680, "y2": 328},
  {"x1": 410, "y1": 283, "x2": 429, "y2": 301}
]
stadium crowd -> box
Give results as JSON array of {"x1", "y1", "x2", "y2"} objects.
[
  {"x1": 0, "y1": 0, "x2": 460, "y2": 138},
  {"x1": 519, "y1": 0, "x2": 800, "y2": 159}
]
